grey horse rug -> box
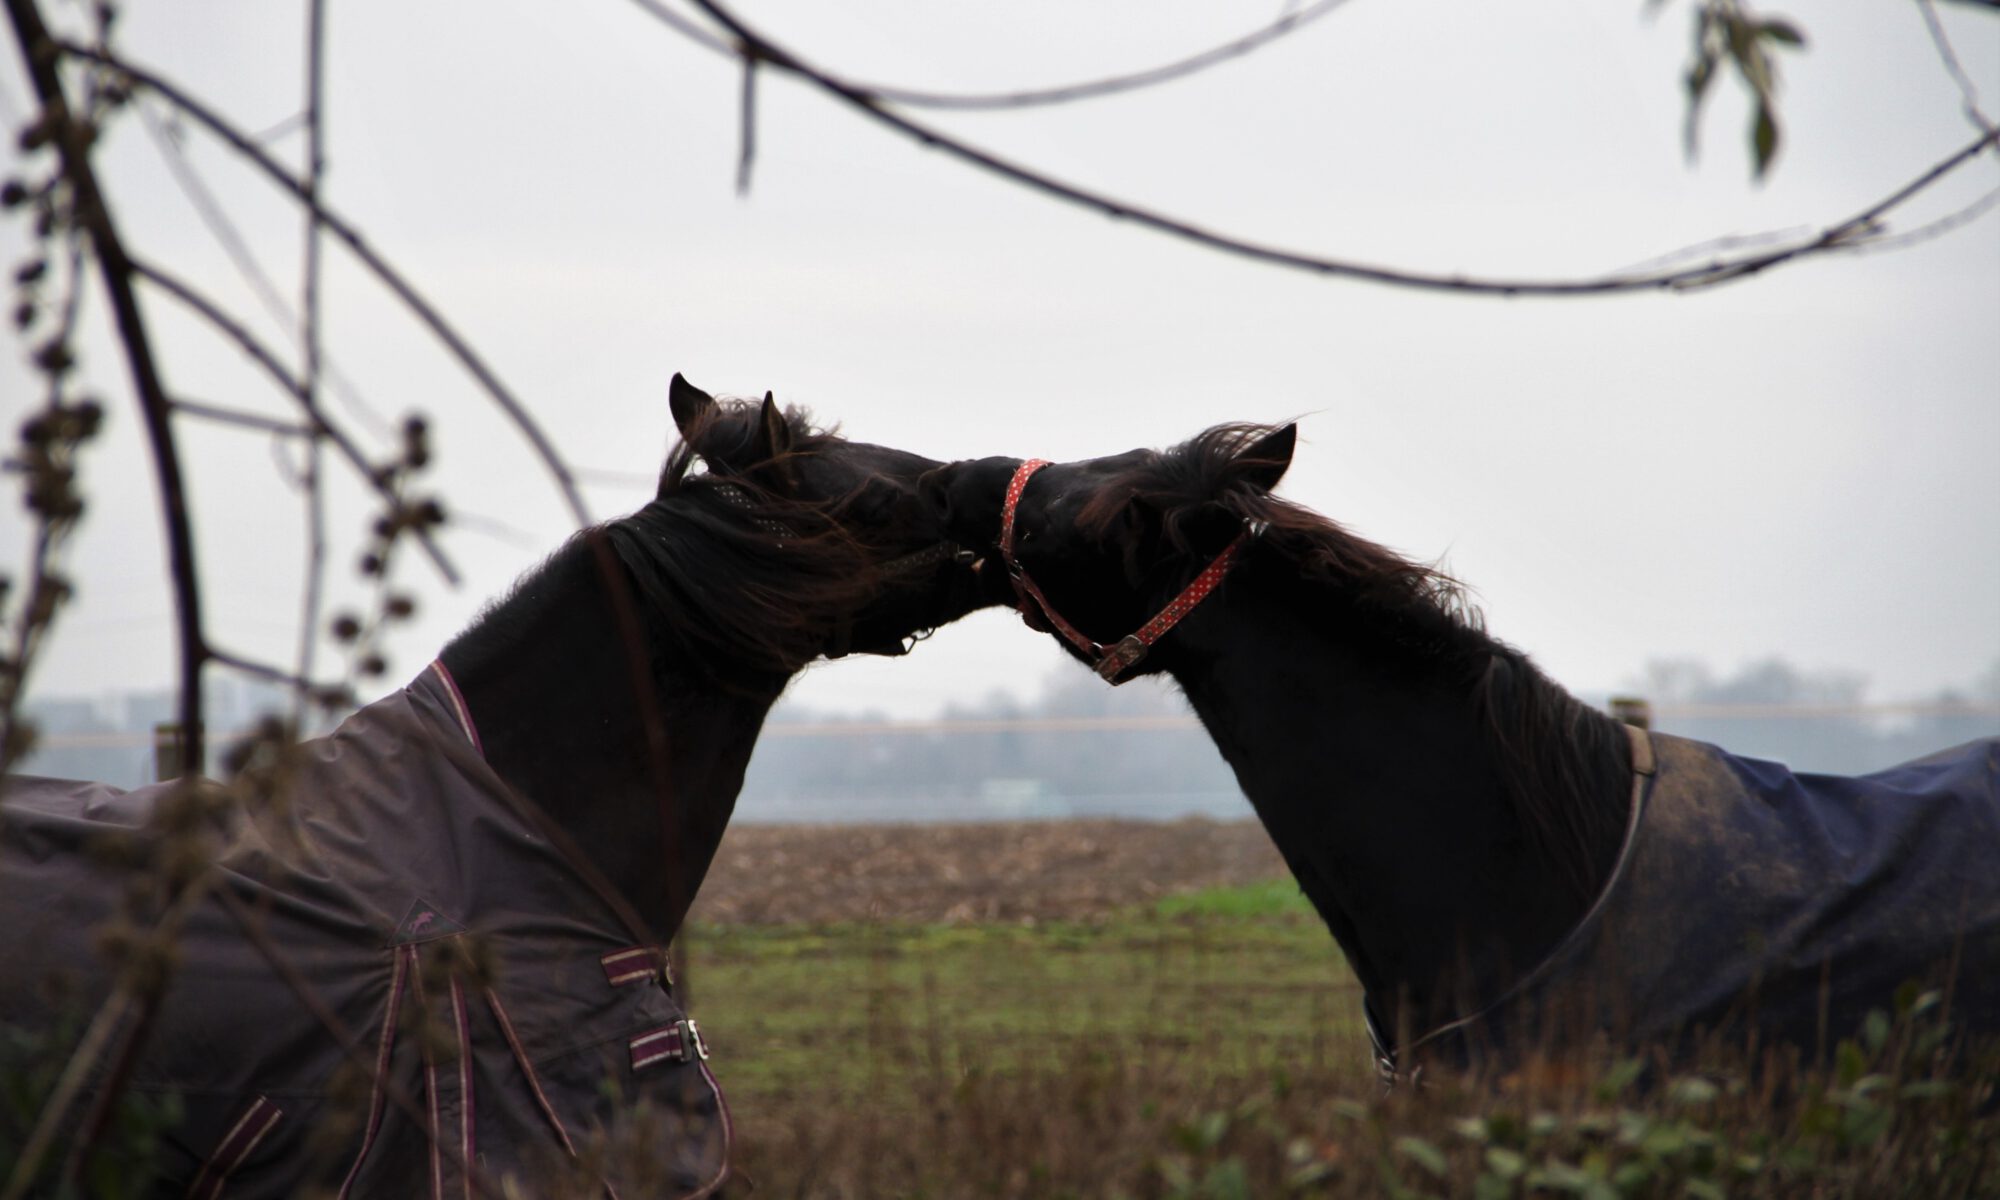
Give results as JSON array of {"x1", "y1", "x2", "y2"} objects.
[
  {"x1": 0, "y1": 665, "x2": 730, "y2": 1198},
  {"x1": 1404, "y1": 731, "x2": 2000, "y2": 1070}
]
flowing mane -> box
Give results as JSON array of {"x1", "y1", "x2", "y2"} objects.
[
  {"x1": 1080, "y1": 422, "x2": 1630, "y2": 902},
  {"x1": 453, "y1": 400, "x2": 887, "y2": 684}
]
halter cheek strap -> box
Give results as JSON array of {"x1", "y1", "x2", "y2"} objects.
[{"x1": 999, "y1": 458, "x2": 1251, "y2": 685}]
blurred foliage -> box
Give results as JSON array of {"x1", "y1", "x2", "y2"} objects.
[{"x1": 1, "y1": 1008, "x2": 181, "y2": 1200}]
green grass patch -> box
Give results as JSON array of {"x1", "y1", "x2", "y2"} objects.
[
  {"x1": 681, "y1": 884, "x2": 1365, "y2": 1105},
  {"x1": 1154, "y1": 877, "x2": 1317, "y2": 921}
]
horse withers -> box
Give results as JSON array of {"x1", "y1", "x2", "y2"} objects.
[
  {"x1": 1, "y1": 377, "x2": 996, "y2": 1198},
  {"x1": 922, "y1": 425, "x2": 2000, "y2": 1081}
]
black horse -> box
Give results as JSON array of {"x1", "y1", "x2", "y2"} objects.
[
  {"x1": 924, "y1": 423, "x2": 2000, "y2": 1080},
  {"x1": 0, "y1": 377, "x2": 991, "y2": 1198}
]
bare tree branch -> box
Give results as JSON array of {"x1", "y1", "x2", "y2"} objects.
[
  {"x1": 7, "y1": 0, "x2": 206, "y2": 771},
  {"x1": 295, "y1": 0, "x2": 330, "y2": 706},
  {"x1": 669, "y1": 0, "x2": 2000, "y2": 297},
  {"x1": 623, "y1": 0, "x2": 1356, "y2": 111}
]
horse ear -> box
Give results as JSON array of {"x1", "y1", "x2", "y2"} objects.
[
  {"x1": 752, "y1": 391, "x2": 794, "y2": 463},
  {"x1": 1236, "y1": 423, "x2": 1296, "y2": 492},
  {"x1": 669, "y1": 373, "x2": 714, "y2": 436}
]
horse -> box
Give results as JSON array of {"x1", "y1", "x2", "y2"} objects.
[
  {"x1": 921, "y1": 423, "x2": 2000, "y2": 1082},
  {"x1": 0, "y1": 375, "x2": 993, "y2": 1198}
]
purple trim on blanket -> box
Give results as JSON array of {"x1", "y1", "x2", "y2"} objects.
[
  {"x1": 689, "y1": 1061, "x2": 734, "y2": 1200},
  {"x1": 337, "y1": 946, "x2": 410, "y2": 1200},
  {"x1": 484, "y1": 986, "x2": 580, "y2": 1158},
  {"x1": 186, "y1": 1095, "x2": 283, "y2": 1200},
  {"x1": 407, "y1": 946, "x2": 445, "y2": 1200},
  {"x1": 450, "y1": 976, "x2": 475, "y2": 1200},
  {"x1": 427, "y1": 660, "x2": 483, "y2": 758}
]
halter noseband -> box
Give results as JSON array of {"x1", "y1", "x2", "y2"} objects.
[{"x1": 999, "y1": 458, "x2": 1251, "y2": 685}]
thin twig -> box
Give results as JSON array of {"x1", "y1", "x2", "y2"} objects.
[
  {"x1": 622, "y1": 0, "x2": 1354, "y2": 112},
  {"x1": 139, "y1": 102, "x2": 393, "y2": 439},
  {"x1": 172, "y1": 397, "x2": 314, "y2": 437},
  {"x1": 0, "y1": 993, "x2": 133, "y2": 1200},
  {"x1": 296, "y1": 0, "x2": 329, "y2": 710},
  {"x1": 206, "y1": 644, "x2": 332, "y2": 696},
  {"x1": 131, "y1": 255, "x2": 461, "y2": 585},
  {"x1": 1918, "y1": 0, "x2": 1998, "y2": 136},
  {"x1": 1833, "y1": 184, "x2": 2000, "y2": 256},
  {"x1": 671, "y1": 0, "x2": 2000, "y2": 297}
]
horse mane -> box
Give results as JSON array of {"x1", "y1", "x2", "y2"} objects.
[
  {"x1": 452, "y1": 400, "x2": 884, "y2": 686},
  {"x1": 1079, "y1": 423, "x2": 1628, "y2": 902}
]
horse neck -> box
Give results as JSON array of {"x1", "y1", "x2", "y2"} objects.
[
  {"x1": 439, "y1": 533, "x2": 782, "y2": 941},
  {"x1": 1164, "y1": 564, "x2": 1630, "y2": 1031}
]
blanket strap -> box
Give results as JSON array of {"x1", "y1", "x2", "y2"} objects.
[
  {"x1": 630, "y1": 1020, "x2": 710, "y2": 1071},
  {"x1": 601, "y1": 945, "x2": 671, "y2": 989},
  {"x1": 1370, "y1": 723, "x2": 1657, "y2": 1087}
]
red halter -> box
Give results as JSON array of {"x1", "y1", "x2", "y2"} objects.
[{"x1": 999, "y1": 458, "x2": 1251, "y2": 685}]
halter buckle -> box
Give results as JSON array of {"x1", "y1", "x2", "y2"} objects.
[{"x1": 1094, "y1": 635, "x2": 1149, "y2": 682}]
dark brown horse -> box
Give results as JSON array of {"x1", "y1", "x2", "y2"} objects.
[
  {"x1": 923, "y1": 423, "x2": 2000, "y2": 1081},
  {"x1": 1, "y1": 377, "x2": 994, "y2": 1197}
]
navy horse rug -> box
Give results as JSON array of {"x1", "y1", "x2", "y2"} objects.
[
  {"x1": 0, "y1": 666, "x2": 730, "y2": 1198},
  {"x1": 1441, "y1": 733, "x2": 2000, "y2": 1067}
]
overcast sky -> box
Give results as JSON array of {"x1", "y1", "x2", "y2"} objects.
[{"x1": 2, "y1": 0, "x2": 1996, "y2": 721}]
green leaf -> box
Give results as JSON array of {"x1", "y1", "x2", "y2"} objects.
[
  {"x1": 1642, "y1": 1123, "x2": 1690, "y2": 1158},
  {"x1": 1485, "y1": 1147, "x2": 1527, "y2": 1179},
  {"x1": 1202, "y1": 1158, "x2": 1251, "y2": 1200},
  {"x1": 1613, "y1": 1161, "x2": 1655, "y2": 1191},
  {"x1": 1836, "y1": 1040, "x2": 1867, "y2": 1087},
  {"x1": 1863, "y1": 1009, "x2": 1891, "y2": 1054},
  {"x1": 1192, "y1": 1110, "x2": 1230, "y2": 1152},
  {"x1": 1899, "y1": 1080, "x2": 1958, "y2": 1102},
  {"x1": 1841, "y1": 1099, "x2": 1893, "y2": 1149},
  {"x1": 1759, "y1": 18, "x2": 1806, "y2": 47},
  {"x1": 1683, "y1": 52, "x2": 1718, "y2": 159},
  {"x1": 1595, "y1": 1057, "x2": 1646, "y2": 1101},
  {"x1": 1473, "y1": 1175, "x2": 1515, "y2": 1200},
  {"x1": 1669, "y1": 1076, "x2": 1720, "y2": 1107},
  {"x1": 1396, "y1": 1136, "x2": 1450, "y2": 1179}
]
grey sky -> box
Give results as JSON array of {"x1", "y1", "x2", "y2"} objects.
[{"x1": 2, "y1": 0, "x2": 1996, "y2": 720}]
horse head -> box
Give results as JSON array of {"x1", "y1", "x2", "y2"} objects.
[
  {"x1": 634, "y1": 373, "x2": 996, "y2": 672},
  {"x1": 922, "y1": 423, "x2": 1295, "y2": 682}
]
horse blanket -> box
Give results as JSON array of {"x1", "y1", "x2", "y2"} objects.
[
  {"x1": 0, "y1": 665, "x2": 730, "y2": 1198},
  {"x1": 1421, "y1": 733, "x2": 2000, "y2": 1069}
]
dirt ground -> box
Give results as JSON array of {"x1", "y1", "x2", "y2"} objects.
[{"x1": 689, "y1": 817, "x2": 1290, "y2": 924}]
